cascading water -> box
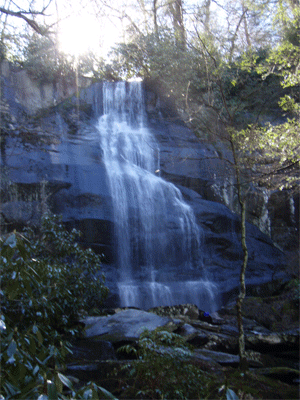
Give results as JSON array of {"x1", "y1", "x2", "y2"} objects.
[{"x1": 97, "y1": 81, "x2": 217, "y2": 311}]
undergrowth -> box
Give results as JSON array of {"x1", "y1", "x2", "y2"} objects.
[{"x1": 0, "y1": 214, "x2": 113, "y2": 399}]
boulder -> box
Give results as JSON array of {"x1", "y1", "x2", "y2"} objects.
[
  {"x1": 185, "y1": 331, "x2": 210, "y2": 347},
  {"x1": 193, "y1": 349, "x2": 239, "y2": 366},
  {"x1": 175, "y1": 323, "x2": 201, "y2": 342},
  {"x1": 246, "y1": 329, "x2": 300, "y2": 352},
  {"x1": 81, "y1": 309, "x2": 182, "y2": 342},
  {"x1": 68, "y1": 339, "x2": 116, "y2": 363},
  {"x1": 65, "y1": 301, "x2": 299, "y2": 394}
]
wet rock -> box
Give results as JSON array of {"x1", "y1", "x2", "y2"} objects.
[
  {"x1": 245, "y1": 329, "x2": 300, "y2": 352},
  {"x1": 202, "y1": 332, "x2": 239, "y2": 353},
  {"x1": 81, "y1": 309, "x2": 182, "y2": 342},
  {"x1": 175, "y1": 323, "x2": 201, "y2": 342},
  {"x1": 193, "y1": 349, "x2": 240, "y2": 366},
  {"x1": 68, "y1": 339, "x2": 116, "y2": 363},
  {"x1": 189, "y1": 319, "x2": 223, "y2": 333},
  {"x1": 245, "y1": 350, "x2": 275, "y2": 368},
  {"x1": 66, "y1": 301, "x2": 299, "y2": 393},
  {"x1": 193, "y1": 349, "x2": 274, "y2": 369},
  {"x1": 187, "y1": 331, "x2": 210, "y2": 347}
]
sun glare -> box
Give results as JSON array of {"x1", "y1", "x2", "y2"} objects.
[
  {"x1": 58, "y1": 11, "x2": 122, "y2": 58},
  {"x1": 58, "y1": 15, "x2": 100, "y2": 56}
]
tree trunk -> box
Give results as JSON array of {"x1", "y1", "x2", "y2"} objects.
[
  {"x1": 242, "y1": 3, "x2": 251, "y2": 50},
  {"x1": 236, "y1": 195, "x2": 248, "y2": 371},
  {"x1": 203, "y1": 0, "x2": 211, "y2": 34},
  {"x1": 168, "y1": 0, "x2": 186, "y2": 49},
  {"x1": 153, "y1": 0, "x2": 159, "y2": 38},
  {"x1": 231, "y1": 137, "x2": 249, "y2": 371},
  {"x1": 228, "y1": 7, "x2": 248, "y2": 63}
]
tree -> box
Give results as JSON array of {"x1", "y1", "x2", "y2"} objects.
[
  {"x1": 0, "y1": 0, "x2": 54, "y2": 55},
  {"x1": 216, "y1": 1, "x2": 299, "y2": 370},
  {"x1": 147, "y1": 0, "x2": 298, "y2": 370},
  {"x1": 153, "y1": 0, "x2": 159, "y2": 37},
  {"x1": 21, "y1": 32, "x2": 75, "y2": 83},
  {"x1": 0, "y1": 1, "x2": 57, "y2": 63},
  {"x1": 0, "y1": 2, "x2": 51, "y2": 35},
  {"x1": 168, "y1": 0, "x2": 186, "y2": 48}
]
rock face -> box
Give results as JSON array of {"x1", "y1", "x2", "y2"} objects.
[
  {"x1": 0, "y1": 64, "x2": 295, "y2": 310},
  {"x1": 220, "y1": 280, "x2": 299, "y2": 332},
  {"x1": 0, "y1": 61, "x2": 92, "y2": 115}
]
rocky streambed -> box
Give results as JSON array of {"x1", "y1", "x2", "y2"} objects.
[{"x1": 65, "y1": 280, "x2": 299, "y2": 399}]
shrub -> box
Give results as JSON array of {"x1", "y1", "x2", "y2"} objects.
[
  {"x1": 116, "y1": 329, "x2": 207, "y2": 399},
  {"x1": 0, "y1": 214, "x2": 111, "y2": 399},
  {"x1": 1, "y1": 214, "x2": 108, "y2": 333}
]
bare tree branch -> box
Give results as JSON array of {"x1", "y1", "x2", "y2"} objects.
[{"x1": 0, "y1": 5, "x2": 48, "y2": 35}]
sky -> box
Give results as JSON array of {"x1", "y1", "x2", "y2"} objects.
[
  {"x1": 0, "y1": 0, "x2": 127, "y2": 57},
  {"x1": 0, "y1": 0, "x2": 228, "y2": 59},
  {"x1": 53, "y1": 0, "x2": 125, "y2": 57}
]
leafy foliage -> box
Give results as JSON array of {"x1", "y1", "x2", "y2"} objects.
[
  {"x1": 112, "y1": 30, "x2": 198, "y2": 99},
  {"x1": 116, "y1": 329, "x2": 207, "y2": 399},
  {"x1": 1, "y1": 214, "x2": 108, "y2": 333},
  {"x1": 230, "y1": 4, "x2": 300, "y2": 192},
  {"x1": 0, "y1": 214, "x2": 110, "y2": 399},
  {"x1": 21, "y1": 34, "x2": 75, "y2": 84},
  {"x1": 233, "y1": 119, "x2": 300, "y2": 190},
  {"x1": 19, "y1": 33, "x2": 112, "y2": 84}
]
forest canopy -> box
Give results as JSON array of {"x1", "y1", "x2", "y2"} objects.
[{"x1": 1, "y1": 0, "x2": 299, "y2": 187}]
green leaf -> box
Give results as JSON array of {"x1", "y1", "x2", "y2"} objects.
[
  {"x1": 37, "y1": 330, "x2": 43, "y2": 345},
  {"x1": 4, "y1": 234, "x2": 17, "y2": 248},
  {"x1": 6, "y1": 355, "x2": 16, "y2": 364},
  {"x1": 54, "y1": 374, "x2": 63, "y2": 394},
  {"x1": 0, "y1": 319, "x2": 6, "y2": 332},
  {"x1": 17, "y1": 241, "x2": 29, "y2": 260},
  {"x1": 18, "y1": 364, "x2": 28, "y2": 381},
  {"x1": 226, "y1": 388, "x2": 239, "y2": 400},
  {"x1": 7, "y1": 340, "x2": 17, "y2": 358},
  {"x1": 33, "y1": 365, "x2": 39, "y2": 375},
  {"x1": 57, "y1": 372, "x2": 73, "y2": 390},
  {"x1": 23, "y1": 279, "x2": 33, "y2": 296},
  {"x1": 3, "y1": 381, "x2": 21, "y2": 397},
  {"x1": 98, "y1": 386, "x2": 119, "y2": 400},
  {"x1": 29, "y1": 336, "x2": 37, "y2": 355}
]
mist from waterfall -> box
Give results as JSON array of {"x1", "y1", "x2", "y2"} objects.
[{"x1": 97, "y1": 81, "x2": 217, "y2": 311}]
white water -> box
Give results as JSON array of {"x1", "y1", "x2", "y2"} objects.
[{"x1": 97, "y1": 81, "x2": 216, "y2": 311}]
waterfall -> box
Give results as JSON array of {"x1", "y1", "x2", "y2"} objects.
[{"x1": 97, "y1": 81, "x2": 217, "y2": 311}]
